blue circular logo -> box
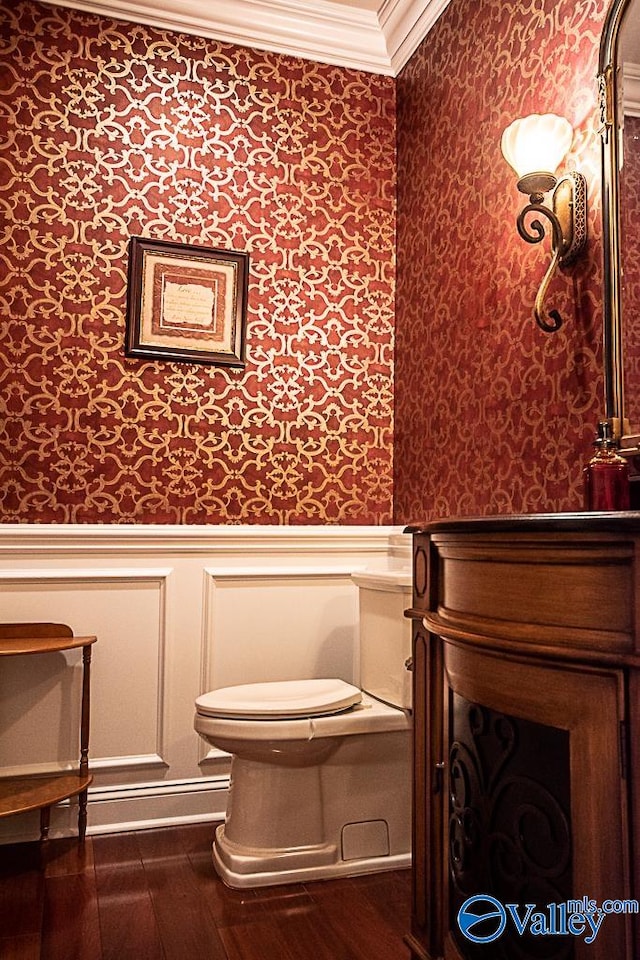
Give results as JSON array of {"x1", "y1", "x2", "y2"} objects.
[{"x1": 457, "y1": 894, "x2": 506, "y2": 944}]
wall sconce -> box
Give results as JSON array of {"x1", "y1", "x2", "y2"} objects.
[{"x1": 501, "y1": 114, "x2": 587, "y2": 333}]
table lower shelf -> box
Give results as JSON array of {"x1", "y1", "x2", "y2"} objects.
[{"x1": 0, "y1": 773, "x2": 92, "y2": 818}]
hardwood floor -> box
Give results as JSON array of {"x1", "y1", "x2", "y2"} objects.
[{"x1": 0, "y1": 823, "x2": 412, "y2": 960}]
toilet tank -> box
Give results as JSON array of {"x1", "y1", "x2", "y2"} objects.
[{"x1": 351, "y1": 569, "x2": 413, "y2": 710}]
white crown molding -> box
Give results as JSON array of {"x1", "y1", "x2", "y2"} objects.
[
  {"x1": 380, "y1": 0, "x2": 453, "y2": 74},
  {"x1": 42, "y1": 0, "x2": 452, "y2": 74}
]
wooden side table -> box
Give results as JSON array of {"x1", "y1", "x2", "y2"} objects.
[{"x1": 0, "y1": 622, "x2": 97, "y2": 841}]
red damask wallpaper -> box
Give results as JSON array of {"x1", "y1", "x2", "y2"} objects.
[
  {"x1": 394, "y1": 0, "x2": 609, "y2": 522},
  {"x1": 621, "y1": 113, "x2": 640, "y2": 432},
  {"x1": 0, "y1": 1, "x2": 396, "y2": 523},
  {"x1": 0, "y1": 0, "x2": 617, "y2": 527}
]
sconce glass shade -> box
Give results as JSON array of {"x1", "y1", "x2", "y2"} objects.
[{"x1": 501, "y1": 114, "x2": 574, "y2": 188}]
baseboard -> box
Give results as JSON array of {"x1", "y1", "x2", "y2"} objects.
[{"x1": 0, "y1": 776, "x2": 229, "y2": 844}]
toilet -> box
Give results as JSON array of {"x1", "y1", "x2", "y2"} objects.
[{"x1": 194, "y1": 567, "x2": 413, "y2": 888}]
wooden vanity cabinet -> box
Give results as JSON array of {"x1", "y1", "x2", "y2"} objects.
[{"x1": 405, "y1": 514, "x2": 640, "y2": 960}]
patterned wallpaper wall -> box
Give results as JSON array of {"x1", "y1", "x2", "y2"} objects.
[
  {"x1": 394, "y1": 0, "x2": 609, "y2": 523},
  {"x1": 0, "y1": 1, "x2": 396, "y2": 524},
  {"x1": 622, "y1": 112, "x2": 640, "y2": 434},
  {"x1": 1, "y1": 0, "x2": 618, "y2": 527}
]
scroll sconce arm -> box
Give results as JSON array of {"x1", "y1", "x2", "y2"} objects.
[
  {"x1": 516, "y1": 203, "x2": 565, "y2": 333},
  {"x1": 534, "y1": 247, "x2": 563, "y2": 333},
  {"x1": 515, "y1": 172, "x2": 588, "y2": 334}
]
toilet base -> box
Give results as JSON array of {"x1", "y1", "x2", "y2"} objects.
[
  {"x1": 195, "y1": 696, "x2": 412, "y2": 889},
  {"x1": 212, "y1": 822, "x2": 410, "y2": 889}
]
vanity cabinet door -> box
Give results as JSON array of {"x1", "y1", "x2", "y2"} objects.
[
  {"x1": 441, "y1": 639, "x2": 631, "y2": 960},
  {"x1": 408, "y1": 620, "x2": 444, "y2": 960},
  {"x1": 407, "y1": 532, "x2": 446, "y2": 960}
]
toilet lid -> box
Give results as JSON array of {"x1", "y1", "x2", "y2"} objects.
[{"x1": 195, "y1": 678, "x2": 362, "y2": 720}]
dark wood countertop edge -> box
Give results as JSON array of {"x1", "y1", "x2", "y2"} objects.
[{"x1": 404, "y1": 511, "x2": 640, "y2": 536}]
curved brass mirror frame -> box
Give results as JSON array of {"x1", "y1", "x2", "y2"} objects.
[{"x1": 599, "y1": 0, "x2": 633, "y2": 441}]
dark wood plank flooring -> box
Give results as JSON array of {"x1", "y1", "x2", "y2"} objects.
[{"x1": 0, "y1": 823, "x2": 412, "y2": 960}]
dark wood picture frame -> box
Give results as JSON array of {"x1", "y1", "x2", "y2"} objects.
[{"x1": 125, "y1": 237, "x2": 249, "y2": 367}]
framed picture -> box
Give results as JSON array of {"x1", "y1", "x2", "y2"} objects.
[{"x1": 125, "y1": 237, "x2": 249, "y2": 367}]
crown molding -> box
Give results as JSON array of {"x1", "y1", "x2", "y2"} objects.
[
  {"x1": 42, "y1": 0, "x2": 452, "y2": 75},
  {"x1": 380, "y1": 0, "x2": 453, "y2": 74}
]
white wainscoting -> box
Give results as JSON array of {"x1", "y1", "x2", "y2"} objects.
[{"x1": 0, "y1": 524, "x2": 407, "y2": 842}]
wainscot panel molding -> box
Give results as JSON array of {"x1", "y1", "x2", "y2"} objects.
[{"x1": 0, "y1": 524, "x2": 405, "y2": 842}]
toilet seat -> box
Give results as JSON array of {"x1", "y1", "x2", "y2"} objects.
[{"x1": 195, "y1": 678, "x2": 362, "y2": 720}]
